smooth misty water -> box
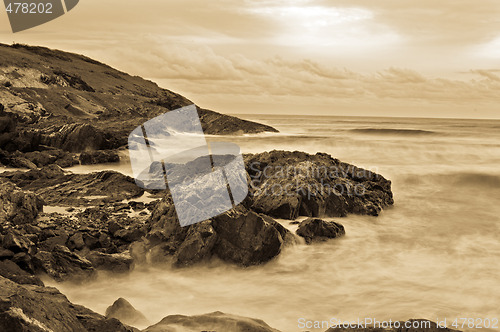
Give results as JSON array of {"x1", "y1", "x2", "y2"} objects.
[{"x1": 50, "y1": 115, "x2": 500, "y2": 331}]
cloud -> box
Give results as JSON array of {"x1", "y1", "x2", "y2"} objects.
[{"x1": 471, "y1": 70, "x2": 500, "y2": 82}]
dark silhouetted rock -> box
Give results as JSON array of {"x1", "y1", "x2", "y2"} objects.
[
  {"x1": 0, "y1": 275, "x2": 135, "y2": 332},
  {"x1": 41, "y1": 123, "x2": 111, "y2": 152},
  {"x1": 2, "y1": 167, "x2": 143, "y2": 206},
  {"x1": 211, "y1": 206, "x2": 285, "y2": 266},
  {"x1": 146, "y1": 203, "x2": 291, "y2": 267},
  {"x1": 245, "y1": 151, "x2": 393, "y2": 219},
  {"x1": 0, "y1": 179, "x2": 43, "y2": 225},
  {"x1": 85, "y1": 251, "x2": 134, "y2": 274},
  {"x1": 1, "y1": 230, "x2": 35, "y2": 254},
  {"x1": 105, "y1": 298, "x2": 149, "y2": 327},
  {"x1": 32, "y1": 245, "x2": 95, "y2": 281},
  {"x1": 80, "y1": 149, "x2": 120, "y2": 165},
  {"x1": 143, "y1": 311, "x2": 280, "y2": 332},
  {"x1": 296, "y1": 218, "x2": 345, "y2": 244},
  {"x1": 0, "y1": 260, "x2": 43, "y2": 286}
]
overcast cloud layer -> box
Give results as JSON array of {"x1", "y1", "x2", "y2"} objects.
[{"x1": 1, "y1": 0, "x2": 499, "y2": 118}]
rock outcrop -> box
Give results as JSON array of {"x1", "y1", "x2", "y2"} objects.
[
  {"x1": 0, "y1": 275, "x2": 136, "y2": 332},
  {"x1": 141, "y1": 203, "x2": 293, "y2": 267},
  {"x1": 245, "y1": 150, "x2": 393, "y2": 219},
  {"x1": 1, "y1": 166, "x2": 143, "y2": 206},
  {"x1": 80, "y1": 149, "x2": 120, "y2": 165},
  {"x1": 0, "y1": 179, "x2": 43, "y2": 226},
  {"x1": 296, "y1": 218, "x2": 345, "y2": 244},
  {"x1": 143, "y1": 311, "x2": 280, "y2": 332},
  {"x1": 0, "y1": 42, "x2": 279, "y2": 162},
  {"x1": 105, "y1": 298, "x2": 149, "y2": 327}
]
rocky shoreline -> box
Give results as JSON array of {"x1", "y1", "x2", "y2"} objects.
[
  {"x1": 0, "y1": 43, "x2": 450, "y2": 332},
  {"x1": 0, "y1": 149, "x2": 399, "y2": 331}
]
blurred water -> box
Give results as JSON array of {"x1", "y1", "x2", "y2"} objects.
[{"x1": 51, "y1": 115, "x2": 500, "y2": 331}]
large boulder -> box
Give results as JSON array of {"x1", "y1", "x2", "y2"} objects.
[
  {"x1": 105, "y1": 298, "x2": 149, "y2": 327},
  {"x1": 85, "y1": 251, "x2": 134, "y2": 274},
  {"x1": 0, "y1": 275, "x2": 135, "y2": 332},
  {"x1": 0, "y1": 179, "x2": 43, "y2": 225},
  {"x1": 144, "y1": 203, "x2": 292, "y2": 267},
  {"x1": 41, "y1": 123, "x2": 112, "y2": 152},
  {"x1": 245, "y1": 151, "x2": 393, "y2": 219},
  {"x1": 211, "y1": 206, "x2": 285, "y2": 266},
  {"x1": 296, "y1": 218, "x2": 345, "y2": 244},
  {"x1": 32, "y1": 245, "x2": 95, "y2": 281},
  {"x1": 143, "y1": 311, "x2": 280, "y2": 332}
]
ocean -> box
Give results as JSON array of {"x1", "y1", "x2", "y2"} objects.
[{"x1": 50, "y1": 115, "x2": 500, "y2": 331}]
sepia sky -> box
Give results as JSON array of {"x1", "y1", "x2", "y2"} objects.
[{"x1": 1, "y1": 0, "x2": 500, "y2": 118}]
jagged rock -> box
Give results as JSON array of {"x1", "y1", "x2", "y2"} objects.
[
  {"x1": 173, "y1": 220, "x2": 217, "y2": 266},
  {"x1": 67, "y1": 232, "x2": 85, "y2": 250},
  {"x1": 143, "y1": 311, "x2": 280, "y2": 332},
  {"x1": 296, "y1": 218, "x2": 345, "y2": 244},
  {"x1": 0, "y1": 260, "x2": 43, "y2": 286},
  {"x1": 80, "y1": 149, "x2": 120, "y2": 165},
  {"x1": 198, "y1": 108, "x2": 278, "y2": 135},
  {"x1": 2, "y1": 167, "x2": 143, "y2": 206},
  {"x1": 105, "y1": 298, "x2": 149, "y2": 327},
  {"x1": 146, "y1": 203, "x2": 291, "y2": 267},
  {"x1": 41, "y1": 123, "x2": 112, "y2": 152},
  {"x1": 0, "y1": 179, "x2": 43, "y2": 225},
  {"x1": 245, "y1": 151, "x2": 393, "y2": 219},
  {"x1": 85, "y1": 251, "x2": 134, "y2": 274},
  {"x1": 32, "y1": 245, "x2": 95, "y2": 281},
  {"x1": 38, "y1": 231, "x2": 69, "y2": 251},
  {"x1": 114, "y1": 226, "x2": 146, "y2": 243},
  {"x1": 1, "y1": 230, "x2": 35, "y2": 254},
  {"x1": 0, "y1": 275, "x2": 135, "y2": 332},
  {"x1": 211, "y1": 206, "x2": 285, "y2": 266}
]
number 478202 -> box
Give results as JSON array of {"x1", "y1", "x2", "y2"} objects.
[{"x1": 5, "y1": 2, "x2": 53, "y2": 14}]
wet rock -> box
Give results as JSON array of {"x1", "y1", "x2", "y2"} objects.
[
  {"x1": 245, "y1": 151, "x2": 393, "y2": 219},
  {"x1": 114, "y1": 226, "x2": 146, "y2": 243},
  {"x1": 41, "y1": 123, "x2": 112, "y2": 153},
  {"x1": 0, "y1": 260, "x2": 43, "y2": 286},
  {"x1": 174, "y1": 221, "x2": 217, "y2": 266},
  {"x1": 128, "y1": 201, "x2": 145, "y2": 211},
  {"x1": 80, "y1": 149, "x2": 120, "y2": 164},
  {"x1": 105, "y1": 298, "x2": 149, "y2": 327},
  {"x1": 147, "y1": 203, "x2": 291, "y2": 267},
  {"x1": 296, "y1": 218, "x2": 345, "y2": 244},
  {"x1": 143, "y1": 311, "x2": 280, "y2": 332},
  {"x1": 198, "y1": 107, "x2": 279, "y2": 135},
  {"x1": 5, "y1": 155, "x2": 37, "y2": 169},
  {"x1": 0, "y1": 179, "x2": 43, "y2": 225},
  {"x1": 2, "y1": 230, "x2": 35, "y2": 254},
  {"x1": 3, "y1": 149, "x2": 79, "y2": 168},
  {"x1": 211, "y1": 206, "x2": 285, "y2": 266},
  {"x1": 0, "y1": 248, "x2": 14, "y2": 260},
  {"x1": 67, "y1": 232, "x2": 85, "y2": 250},
  {"x1": 85, "y1": 251, "x2": 133, "y2": 274},
  {"x1": 38, "y1": 231, "x2": 69, "y2": 251},
  {"x1": 2, "y1": 167, "x2": 143, "y2": 206},
  {"x1": 0, "y1": 275, "x2": 135, "y2": 332},
  {"x1": 32, "y1": 245, "x2": 95, "y2": 281}
]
